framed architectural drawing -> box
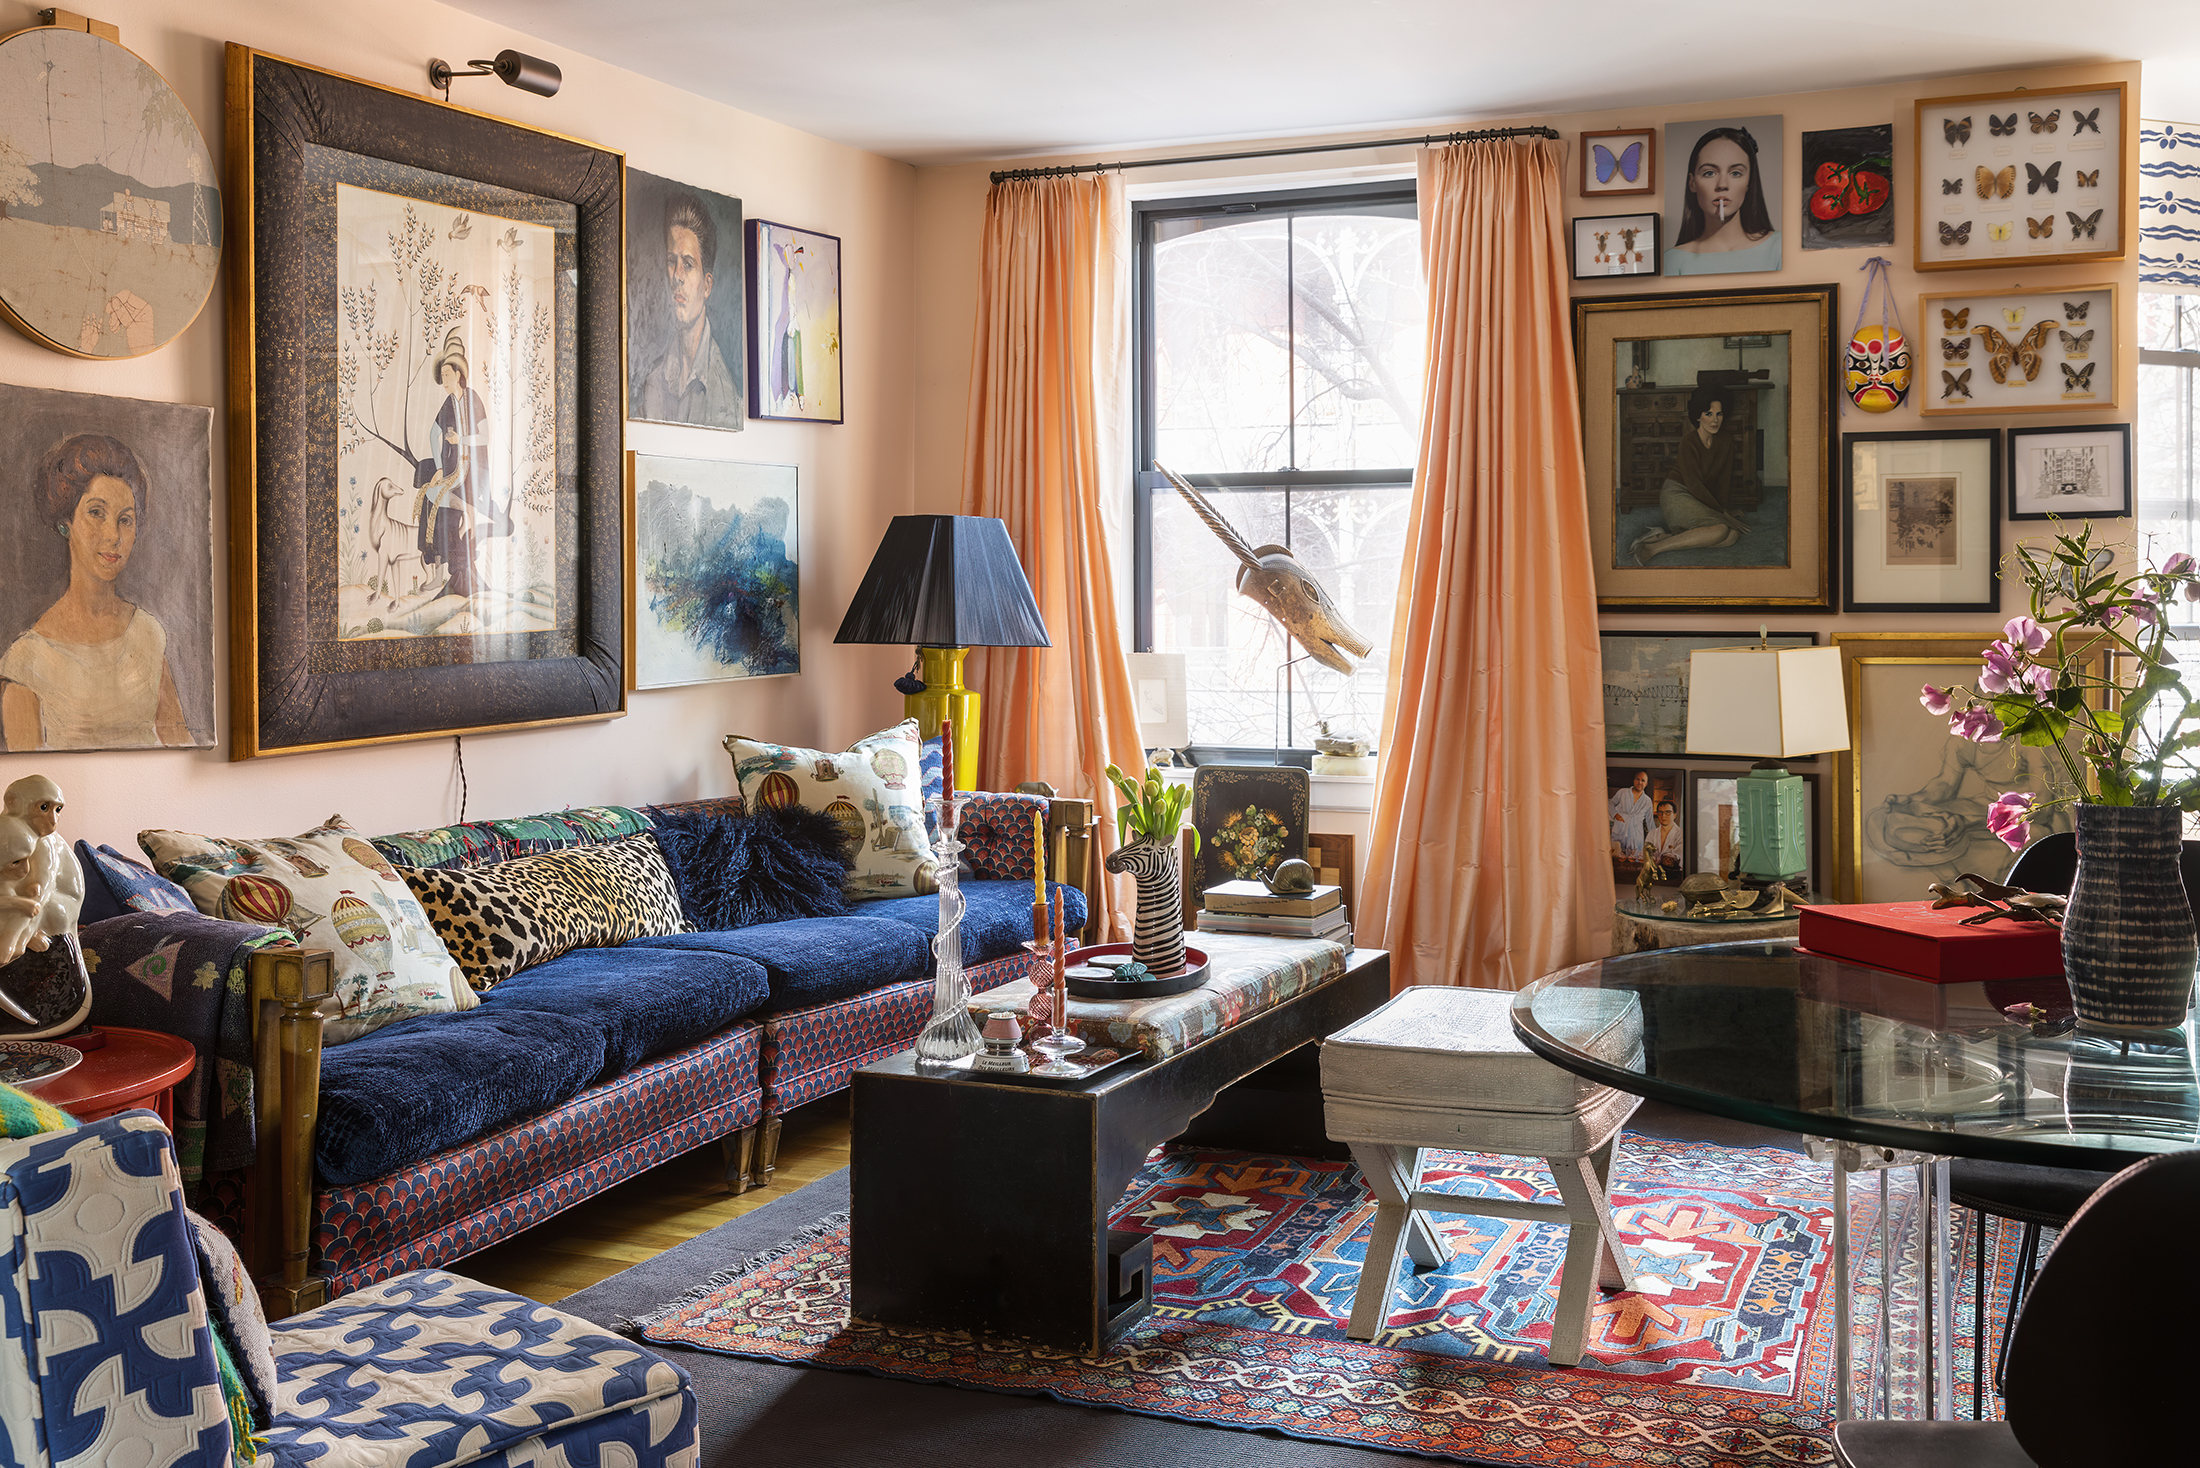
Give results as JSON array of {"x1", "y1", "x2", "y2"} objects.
[
  {"x1": 626, "y1": 169, "x2": 743, "y2": 431},
  {"x1": 0, "y1": 383, "x2": 214, "y2": 750},
  {"x1": 1918, "y1": 283, "x2": 2116, "y2": 416},
  {"x1": 747, "y1": 220, "x2": 843, "y2": 424},
  {"x1": 225, "y1": 46, "x2": 626, "y2": 758},
  {"x1": 1842, "y1": 429, "x2": 2000, "y2": 612},
  {"x1": 2007, "y1": 422, "x2": 2131, "y2": 520},
  {"x1": 1913, "y1": 81, "x2": 2130, "y2": 272},
  {"x1": 1600, "y1": 630, "x2": 1816, "y2": 755},
  {"x1": 626, "y1": 454, "x2": 799, "y2": 689}
]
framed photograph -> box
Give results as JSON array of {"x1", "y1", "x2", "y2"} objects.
[
  {"x1": 1800, "y1": 125, "x2": 1895, "y2": 251},
  {"x1": 747, "y1": 220, "x2": 843, "y2": 424},
  {"x1": 1572, "y1": 212, "x2": 1660, "y2": 279},
  {"x1": 1600, "y1": 630, "x2": 1816, "y2": 755},
  {"x1": 1189, "y1": 764, "x2": 1309, "y2": 898},
  {"x1": 626, "y1": 169, "x2": 744, "y2": 432},
  {"x1": 1688, "y1": 768, "x2": 1819, "y2": 887},
  {"x1": 1608, "y1": 764, "x2": 1686, "y2": 882},
  {"x1": 225, "y1": 46, "x2": 626, "y2": 758},
  {"x1": 1662, "y1": 114, "x2": 1783, "y2": 277},
  {"x1": 2008, "y1": 422, "x2": 2131, "y2": 520},
  {"x1": 627, "y1": 454, "x2": 799, "y2": 690},
  {"x1": 1913, "y1": 81, "x2": 2129, "y2": 272},
  {"x1": 1919, "y1": 283, "x2": 2115, "y2": 416},
  {"x1": 1580, "y1": 128, "x2": 1655, "y2": 197},
  {"x1": 0, "y1": 383, "x2": 214, "y2": 750},
  {"x1": 1574, "y1": 285, "x2": 1837, "y2": 612},
  {"x1": 1842, "y1": 430, "x2": 2000, "y2": 612}
]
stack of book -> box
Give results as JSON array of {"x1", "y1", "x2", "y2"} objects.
[{"x1": 1195, "y1": 879, "x2": 1351, "y2": 943}]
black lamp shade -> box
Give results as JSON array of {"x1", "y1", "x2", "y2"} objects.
[{"x1": 835, "y1": 515, "x2": 1051, "y2": 648}]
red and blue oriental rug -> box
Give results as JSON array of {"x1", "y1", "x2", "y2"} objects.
[{"x1": 635, "y1": 1138, "x2": 2019, "y2": 1466}]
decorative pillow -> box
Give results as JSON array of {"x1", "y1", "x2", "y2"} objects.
[
  {"x1": 139, "y1": 816, "x2": 471, "y2": 1046},
  {"x1": 956, "y1": 790, "x2": 1051, "y2": 881},
  {"x1": 724, "y1": 718, "x2": 939, "y2": 900},
  {"x1": 0, "y1": 1079, "x2": 75, "y2": 1137},
  {"x1": 370, "y1": 804, "x2": 652, "y2": 872},
  {"x1": 399, "y1": 833, "x2": 689, "y2": 988},
  {"x1": 77, "y1": 840, "x2": 197, "y2": 917},
  {"x1": 648, "y1": 804, "x2": 852, "y2": 930},
  {"x1": 185, "y1": 1206, "x2": 276, "y2": 1439}
]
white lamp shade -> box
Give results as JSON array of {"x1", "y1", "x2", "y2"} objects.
[{"x1": 1684, "y1": 645, "x2": 1850, "y2": 758}]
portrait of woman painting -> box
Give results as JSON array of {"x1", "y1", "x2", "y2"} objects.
[
  {"x1": 0, "y1": 383, "x2": 213, "y2": 751},
  {"x1": 1663, "y1": 115, "x2": 1784, "y2": 277}
]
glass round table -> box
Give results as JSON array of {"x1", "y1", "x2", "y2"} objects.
[{"x1": 1510, "y1": 939, "x2": 2197, "y2": 1421}]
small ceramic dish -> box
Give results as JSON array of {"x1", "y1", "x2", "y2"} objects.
[{"x1": 0, "y1": 1040, "x2": 82, "y2": 1092}]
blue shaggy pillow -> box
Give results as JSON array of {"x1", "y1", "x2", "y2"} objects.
[{"x1": 649, "y1": 804, "x2": 852, "y2": 931}]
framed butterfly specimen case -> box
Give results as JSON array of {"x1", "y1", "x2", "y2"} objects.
[
  {"x1": 1912, "y1": 81, "x2": 2129, "y2": 271},
  {"x1": 1580, "y1": 128, "x2": 1655, "y2": 197},
  {"x1": 1572, "y1": 212, "x2": 1660, "y2": 279},
  {"x1": 1918, "y1": 283, "x2": 2116, "y2": 417}
]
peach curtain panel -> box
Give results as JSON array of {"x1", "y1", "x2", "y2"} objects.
[
  {"x1": 962, "y1": 175, "x2": 1143, "y2": 941},
  {"x1": 1360, "y1": 138, "x2": 1613, "y2": 992}
]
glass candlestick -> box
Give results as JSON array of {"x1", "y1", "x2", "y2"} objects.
[{"x1": 914, "y1": 792, "x2": 983, "y2": 1062}]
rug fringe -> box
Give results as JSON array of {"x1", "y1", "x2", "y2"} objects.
[{"x1": 618, "y1": 1208, "x2": 851, "y2": 1335}]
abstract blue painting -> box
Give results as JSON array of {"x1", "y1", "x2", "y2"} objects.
[{"x1": 628, "y1": 453, "x2": 798, "y2": 689}]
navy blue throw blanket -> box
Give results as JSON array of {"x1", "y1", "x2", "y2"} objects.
[{"x1": 647, "y1": 805, "x2": 850, "y2": 930}]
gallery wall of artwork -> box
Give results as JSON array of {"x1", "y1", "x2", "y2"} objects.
[{"x1": 0, "y1": 0, "x2": 920, "y2": 851}]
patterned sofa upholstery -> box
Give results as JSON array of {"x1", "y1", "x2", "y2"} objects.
[{"x1": 0, "y1": 1113, "x2": 698, "y2": 1468}]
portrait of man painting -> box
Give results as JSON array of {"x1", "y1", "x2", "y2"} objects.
[
  {"x1": 0, "y1": 383, "x2": 213, "y2": 750},
  {"x1": 626, "y1": 168, "x2": 744, "y2": 432},
  {"x1": 629, "y1": 454, "x2": 799, "y2": 689},
  {"x1": 1611, "y1": 333, "x2": 1794, "y2": 573}
]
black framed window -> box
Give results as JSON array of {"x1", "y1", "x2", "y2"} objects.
[{"x1": 1132, "y1": 181, "x2": 1422, "y2": 756}]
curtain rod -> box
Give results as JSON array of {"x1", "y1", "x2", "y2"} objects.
[{"x1": 987, "y1": 124, "x2": 1561, "y2": 184}]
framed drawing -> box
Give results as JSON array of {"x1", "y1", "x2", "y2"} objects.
[
  {"x1": 1574, "y1": 285, "x2": 1837, "y2": 612},
  {"x1": 2008, "y1": 422, "x2": 2131, "y2": 520},
  {"x1": 626, "y1": 453, "x2": 799, "y2": 690},
  {"x1": 1579, "y1": 128, "x2": 1655, "y2": 197},
  {"x1": 626, "y1": 169, "x2": 743, "y2": 431},
  {"x1": 1919, "y1": 283, "x2": 2115, "y2": 416},
  {"x1": 1607, "y1": 764, "x2": 1685, "y2": 882},
  {"x1": 1572, "y1": 212, "x2": 1659, "y2": 279},
  {"x1": 1689, "y1": 768, "x2": 1819, "y2": 887},
  {"x1": 0, "y1": 22, "x2": 221, "y2": 358},
  {"x1": 1601, "y1": 630, "x2": 1816, "y2": 755},
  {"x1": 0, "y1": 383, "x2": 214, "y2": 750},
  {"x1": 1913, "y1": 81, "x2": 2130, "y2": 272},
  {"x1": 1842, "y1": 430, "x2": 2000, "y2": 612},
  {"x1": 1189, "y1": 764, "x2": 1309, "y2": 898},
  {"x1": 1800, "y1": 124, "x2": 1894, "y2": 251},
  {"x1": 225, "y1": 45, "x2": 625, "y2": 758},
  {"x1": 747, "y1": 220, "x2": 843, "y2": 424},
  {"x1": 1661, "y1": 114, "x2": 1783, "y2": 278}
]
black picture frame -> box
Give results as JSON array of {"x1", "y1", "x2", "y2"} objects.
[
  {"x1": 225, "y1": 46, "x2": 626, "y2": 757},
  {"x1": 1571, "y1": 212, "x2": 1661, "y2": 280},
  {"x1": 1687, "y1": 767, "x2": 1819, "y2": 886},
  {"x1": 1841, "y1": 428, "x2": 2001, "y2": 614},
  {"x1": 2007, "y1": 421, "x2": 2132, "y2": 520},
  {"x1": 746, "y1": 219, "x2": 845, "y2": 424}
]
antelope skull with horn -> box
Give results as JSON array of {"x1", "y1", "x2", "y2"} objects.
[{"x1": 1154, "y1": 462, "x2": 1374, "y2": 675}]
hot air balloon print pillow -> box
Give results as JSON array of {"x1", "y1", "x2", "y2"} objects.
[
  {"x1": 724, "y1": 718, "x2": 939, "y2": 900},
  {"x1": 137, "y1": 816, "x2": 474, "y2": 1044}
]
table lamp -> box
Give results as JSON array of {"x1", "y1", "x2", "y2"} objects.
[
  {"x1": 1683, "y1": 638, "x2": 1849, "y2": 886},
  {"x1": 834, "y1": 515, "x2": 1050, "y2": 794}
]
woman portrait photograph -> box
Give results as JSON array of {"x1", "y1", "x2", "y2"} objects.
[
  {"x1": 0, "y1": 384, "x2": 213, "y2": 751},
  {"x1": 1664, "y1": 115, "x2": 1784, "y2": 276}
]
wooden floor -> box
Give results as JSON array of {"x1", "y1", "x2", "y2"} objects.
[{"x1": 457, "y1": 1093, "x2": 854, "y2": 1304}]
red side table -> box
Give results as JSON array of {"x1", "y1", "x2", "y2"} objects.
[{"x1": 37, "y1": 1027, "x2": 197, "y2": 1126}]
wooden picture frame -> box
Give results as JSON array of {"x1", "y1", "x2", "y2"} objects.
[
  {"x1": 224, "y1": 45, "x2": 627, "y2": 758},
  {"x1": 1572, "y1": 212, "x2": 1660, "y2": 279},
  {"x1": 1600, "y1": 629, "x2": 1817, "y2": 756},
  {"x1": 1913, "y1": 81, "x2": 2131, "y2": 272},
  {"x1": 1574, "y1": 285, "x2": 1837, "y2": 612},
  {"x1": 1919, "y1": 283, "x2": 2116, "y2": 416},
  {"x1": 1842, "y1": 429, "x2": 2001, "y2": 613},
  {"x1": 1580, "y1": 127, "x2": 1655, "y2": 197},
  {"x1": 2008, "y1": 422, "x2": 2132, "y2": 520},
  {"x1": 1687, "y1": 767, "x2": 1820, "y2": 887}
]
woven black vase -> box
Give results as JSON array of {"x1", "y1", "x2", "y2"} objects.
[{"x1": 2063, "y1": 804, "x2": 2198, "y2": 1031}]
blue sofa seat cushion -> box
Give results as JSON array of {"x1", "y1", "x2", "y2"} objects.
[
  {"x1": 624, "y1": 917, "x2": 928, "y2": 1010},
  {"x1": 861, "y1": 880, "x2": 1088, "y2": 967},
  {"x1": 315, "y1": 945, "x2": 770, "y2": 1186}
]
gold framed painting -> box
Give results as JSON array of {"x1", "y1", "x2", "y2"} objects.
[{"x1": 1575, "y1": 285, "x2": 1836, "y2": 612}]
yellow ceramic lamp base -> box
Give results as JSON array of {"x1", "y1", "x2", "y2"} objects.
[{"x1": 905, "y1": 645, "x2": 981, "y2": 794}]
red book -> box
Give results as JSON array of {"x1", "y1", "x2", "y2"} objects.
[{"x1": 1796, "y1": 900, "x2": 2064, "y2": 983}]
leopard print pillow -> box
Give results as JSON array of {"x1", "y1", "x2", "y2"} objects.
[{"x1": 398, "y1": 834, "x2": 690, "y2": 989}]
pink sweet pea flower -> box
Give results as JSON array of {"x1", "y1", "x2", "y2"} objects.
[
  {"x1": 1919, "y1": 684, "x2": 1954, "y2": 715},
  {"x1": 1950, "y1": 706, "x2": 2004, "y2": 743},
  {"x1": 2022, "y1": 663, "x2": 2057, "y2": 695},
  {"x1": 2163, "y1": 552, "x2": 2195, "y2": 578},
  {"x1": 2124, "y1": 600, "x2": 2160, "y2": 627},
  {"x1": 1979, "y1": 641, "x2": 2022, "y2": 695},
  {"x1": 2003, "y1": 616, "x2": 2049, "y2": 656},
  {"x1": 1987, "y1": 792, "x2": 2036, "y2": 852}
]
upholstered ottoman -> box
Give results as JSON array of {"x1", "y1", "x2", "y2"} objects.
[{"x1": 1321, "y1": 984, "x2": 1644, "y2": 1366}]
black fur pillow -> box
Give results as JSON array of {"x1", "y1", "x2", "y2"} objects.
[{"x1": 649, "y1": 805, "x2": 852, "y2": 930}]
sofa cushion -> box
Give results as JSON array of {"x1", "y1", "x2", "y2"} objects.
[
  {"x1": 76, "y1": 840, "x2": 196, "y2": 921},
  {"x1": 647, "y1": 804, "x2": 849, "y2": 930},
  {"x1": 724, "y1": 718, "x2": 938, "y2": 900},
  {"x1": 624, "y1": 916, "x2": 929, "y2": 1009},
  {"x1": 399, "y1": 834, "x2": 689, "y2": 989},
  {"x1": 139, "y1": 814, "x2": 472, "y2": 1046},
  {"x1": 483, "y1": 943, "x2": 771, "y2": 1077},
  {"x1": 369, "y1": 804, "x2": 653, "y2": 872},
  {"x1": 954, "y1": 791, "x2": 1052, "y2": 881},
  {"x1": 861, "y1": 878, "x2": 1089, "y2": 966}
]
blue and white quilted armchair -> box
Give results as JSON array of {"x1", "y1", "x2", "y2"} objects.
[{"x1": 0, "y1": 1113, "x2": 698, "y2": 1467}]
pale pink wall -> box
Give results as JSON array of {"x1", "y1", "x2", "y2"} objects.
[{"x1": 0, "y1": 0, "x2": 918, "y2": 853}]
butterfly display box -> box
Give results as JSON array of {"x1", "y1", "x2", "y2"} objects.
[
  {"x1": 1918, "y1": 282, "x2": 2116, "y2": 417},
  {"x1": 1912, "y1": 80, "x2": 2129, "y2": 272}
]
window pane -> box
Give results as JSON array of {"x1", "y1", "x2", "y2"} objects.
[
  {"x1": 1289, "y1": 214, "x2": 1425, "y2": 471},
  {"x1": 2137, "y1": 292, "x2": 2200, "y2": 558},
  {"x1": 1151, "y1": 217, "x2": 1292, "y2": 474},
  {"x1": 2138, "y1": 291, "x2": 2200, "y2": 352},
  {"x1": 1280, "y1": 485, "x2": 1410, "y2": 740}
]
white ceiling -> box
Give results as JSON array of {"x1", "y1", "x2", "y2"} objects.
[{"x1": 446, "y1": 1, "x2": 2200, "y2": 167}]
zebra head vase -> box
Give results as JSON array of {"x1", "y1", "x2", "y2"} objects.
[{"x1": 1104, "y1": 837, "x2": 1186, "y2": 975}]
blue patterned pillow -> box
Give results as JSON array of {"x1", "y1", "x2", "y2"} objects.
[{"x1": 78, "y1": 841, "x2": 196, "y2": 916}]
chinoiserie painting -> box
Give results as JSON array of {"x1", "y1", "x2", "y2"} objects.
[
  {"x1": 1662, "y1": 114, "x2": 1784, "y2": 277},
  {"x1": 626, "y1": 168, "x2": 744, "y2": 432},
  {"x1": 333, "y1": 184, "x2": 559, "y2": 653},
  {"x1": 747, "y1": 219, "x2": 843, "y2": 423},
  {"x1": 0, "y1": 382, "x2": 213, "y2": 750},
  {"x1": 0, "y1": 25, "x2": 221, "y2": 358},
  {"x1": 629, "y1": 453, "x2": 799, "y2": 689},
  {"x1": 1610, "y1": 332, "x2": 1793, "y2": 570}
]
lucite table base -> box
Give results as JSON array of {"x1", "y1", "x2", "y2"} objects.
[{"x1": 1808, "y1": 1139, "x2": 1957, "y2": 1422}]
